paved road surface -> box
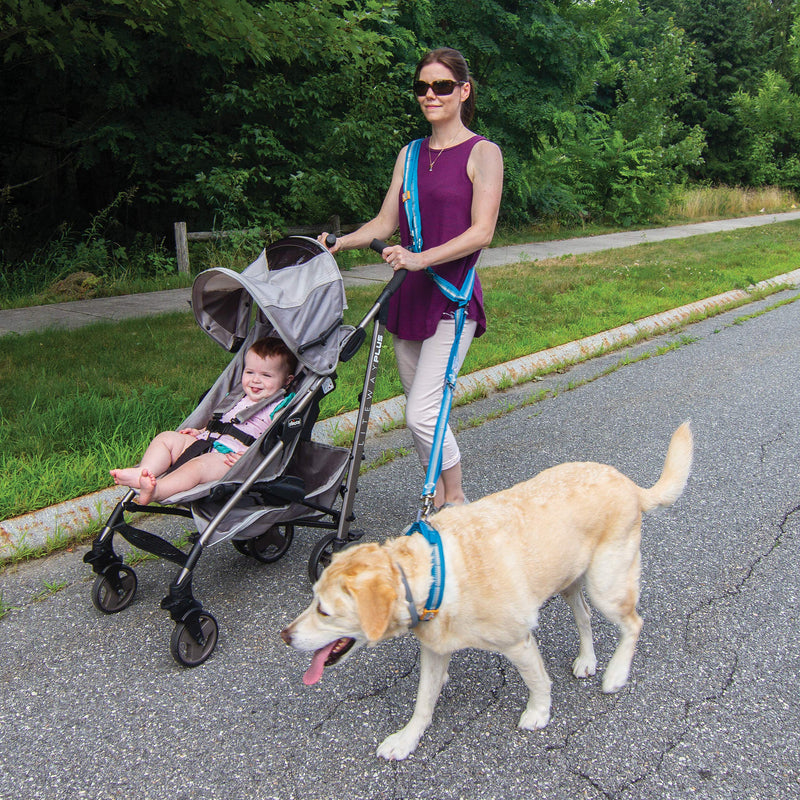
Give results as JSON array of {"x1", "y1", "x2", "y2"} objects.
[{"x1": 1, "y1": 289, "x2": 799, "y2": 799}]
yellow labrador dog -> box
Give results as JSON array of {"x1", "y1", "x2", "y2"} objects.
[{"x1": 282, "y1": 423, "x2": 692, "y2": 760}]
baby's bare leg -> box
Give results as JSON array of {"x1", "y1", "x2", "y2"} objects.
[
  {"x1": 110, "y1": 431, "x2": 197, "y2": 488},
  {"x1": 141, "y1": 451, "x2": 231, "y2": 504}
]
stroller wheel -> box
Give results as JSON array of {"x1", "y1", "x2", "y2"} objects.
[
  {"x1": 231, "y1": 539, "x2": 250, "y2": 556},
  {"x1": 91, "y1": 564, "x2": 137, "y2": 614},
  {"x1": 170, "y1": 610, "x2": 219, "y2": 667},
  {"x1": 307, "y1": 532, "x2": 341, "y2": 583},
  {"x1": 245, "y1": 524, "x2": 294, "y2": 563}
]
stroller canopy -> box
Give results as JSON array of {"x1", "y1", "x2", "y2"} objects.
[{"x1": 192, "y1": 237, "x2": 346, "y2": 375}]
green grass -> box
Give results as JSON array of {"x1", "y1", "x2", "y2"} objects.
[{"x1": 1, "y1": 219, "x2": 799, "y2": 520}]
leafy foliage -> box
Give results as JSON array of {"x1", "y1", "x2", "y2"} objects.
[
  {"x1": 731, "y1": 71, "x2": 800, "y2": 190},
  {"x1": 2, "y1": 0, "x2": 800, "y2": 273},
  {"x1": 173, "y1": 0, "x2": 416, "y2": 229}
]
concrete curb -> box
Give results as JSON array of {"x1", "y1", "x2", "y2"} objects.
[{"x1": 2, "y1": 268, "x2": 799, "y2": 560}]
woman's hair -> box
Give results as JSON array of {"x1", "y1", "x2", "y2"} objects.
[
  {"x1": 249, "y1": 336, "x2": 297, "y2": 375},
  {"x1": 414, "y1": 47, "x2": 476, "y2": 126}
]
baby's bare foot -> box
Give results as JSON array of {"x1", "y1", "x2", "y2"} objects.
[
  {"x1": 137, "y1": 469, "x2": 158, "y2": 505},
  {"x1": 110, "y1": 468, "x2": 141, "y2": 488}
]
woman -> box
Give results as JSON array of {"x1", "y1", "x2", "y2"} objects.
[{"x1": 320, "y1": 47, "x2": 503, "y2": 508}]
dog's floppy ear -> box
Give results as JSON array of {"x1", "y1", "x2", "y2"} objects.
[{"x1": 347, "y1": 574, "x2": 397, "y2": 642}]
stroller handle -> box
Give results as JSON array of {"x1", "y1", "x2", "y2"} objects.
[
  {"x1": 324, "y1": 234, "x2": 407, "y2": 309},
  {"x1": 324, "y1": 233, "x2": 390, "y2": 256}
]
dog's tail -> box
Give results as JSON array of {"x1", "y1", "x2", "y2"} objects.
[{"x1": 638, "y1": 421, "x2": 693, "y2": 513}]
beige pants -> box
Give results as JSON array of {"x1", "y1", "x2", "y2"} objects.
[{"x1": 393, "y1": 318, "x2": 477, "y2": 472}]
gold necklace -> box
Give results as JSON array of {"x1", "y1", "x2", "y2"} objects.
[{"x1": 428, "y1": 130, "x2": 462, "y2": 171}]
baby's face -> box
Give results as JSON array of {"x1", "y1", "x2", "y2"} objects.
[{"x1": 241, "y1": 350, "x2": 291, "y2": 402}]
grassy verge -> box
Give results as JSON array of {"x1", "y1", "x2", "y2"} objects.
[{"x1": 1, "y1": 219, "x2": 799, "y2": 520}]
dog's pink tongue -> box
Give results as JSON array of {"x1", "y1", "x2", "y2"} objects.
[{"x1": 303, "y1": 642, "x2": 337, "y2": 686}]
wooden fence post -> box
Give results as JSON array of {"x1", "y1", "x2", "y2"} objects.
[{"x1": 174, "y1": 221, "x2": 190, "y2": 274}]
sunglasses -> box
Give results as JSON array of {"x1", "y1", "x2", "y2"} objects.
[{"x1": 412, "y1": 79, "x2": 465, "y2": 97}]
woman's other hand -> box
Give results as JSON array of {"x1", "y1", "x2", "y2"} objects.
[{"x1": 381, "y1": 244, "x2": 427, "y2": 272}]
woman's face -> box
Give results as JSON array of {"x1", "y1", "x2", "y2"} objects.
[{"x1": 416, "y1": 62, "x2": 470, "y2": 126}]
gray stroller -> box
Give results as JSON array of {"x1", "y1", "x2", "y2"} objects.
[{"x1": 84, "y1": 235, "x2": 403, "y2": 666}]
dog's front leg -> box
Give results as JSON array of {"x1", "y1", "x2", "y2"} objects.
[
  {"x1": 505, "y1": 634, "x2": 552, "y2": 730},
  {"x1": 376, "y1": 645, "x2": 450, "y2": 761}
]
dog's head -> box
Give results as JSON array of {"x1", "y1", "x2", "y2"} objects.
[{"x1": 281, "y1": 542, "x2": 407, "y2": 685}]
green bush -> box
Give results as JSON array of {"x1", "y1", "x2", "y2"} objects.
[{"x1": 732, "y1": 71, "x2": 800, "y2": 191}]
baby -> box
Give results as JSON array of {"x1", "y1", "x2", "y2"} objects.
[{"x1": 110, "y1": 337, "x2": 296, "y2": 504}]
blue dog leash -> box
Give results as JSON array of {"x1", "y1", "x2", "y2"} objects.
[
  {"x1": 398, "y1": 138, "x2": 476, "y2": 621},
  {"x1": 401, "y1": 136, "x2": 476, "y2": 518}
]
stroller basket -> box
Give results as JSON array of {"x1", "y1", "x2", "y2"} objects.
[
  {"x1": 84, "y1": 235, "x2": 404, "y2": 667},
  {"x1": 193, "y1": 440, "x2": 350, "y2": 543}
]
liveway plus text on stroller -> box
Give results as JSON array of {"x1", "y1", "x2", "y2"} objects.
[{"x1": 84, "y1": 236, "x2": 403, "y2": 666}]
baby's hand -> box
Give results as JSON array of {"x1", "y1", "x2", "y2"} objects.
[
  {"x1": 224, "y1": 451, "x2": 243, "y2": 468},
  {"x1": 180, "y1": 427, "x2": 202, "y2": 437}
]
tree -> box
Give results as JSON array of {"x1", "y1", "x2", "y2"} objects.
[
  {"x1": 0, "y1": 0, "x2": 405, "y2": 260},
  {"x1": 171, "y1": 1, "x2": 415, "y2": 230},
  {"x1": 520, "y1": 14, "x2": 705, "y2": 225},
  {"x1": 1, "y1": 0, "x2": 279, "y2": 256},
  {"x1": 641, "y1": 0, "x2": 774, "y2": 184},
  {"x1": 731, "y1": 70, "x2": 800, "y2": 189}
]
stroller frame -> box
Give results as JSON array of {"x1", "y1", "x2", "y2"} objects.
[{"x1": 84, "y1": 237, "x2": 404, "y2": 667}]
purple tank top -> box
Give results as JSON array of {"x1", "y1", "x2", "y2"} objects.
[{"x1": 387, "y1": 135, "x2": 487, "y2": 341}]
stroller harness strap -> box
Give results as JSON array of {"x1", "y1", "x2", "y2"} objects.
[
  {"x1": 206, "y1": 418, "x2": 257, "y2": 448},
  {"x1": 401, "y1": 137, "x2": 477, "y2": 508},
  {"x1": 206, "y1": 390, "x2": 295, "y2": 448},
  {"x1": 402, "y1": 518, "x2": 445, "y2": 624}
]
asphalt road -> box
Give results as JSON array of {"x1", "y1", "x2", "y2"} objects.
[{"x1": 1, "y1": 289, "x2": 799, "y2": 800}]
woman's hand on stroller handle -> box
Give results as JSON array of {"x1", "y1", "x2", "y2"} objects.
[
  {"x1": 323, "y1": 233, "x2": 388, "y2": 257},
  {"x1": 321, "y1": 234, "x2": 407, "y2": 300},
  {"x1": 319, "y1": 232, "x2": 406, "y2": 338}
]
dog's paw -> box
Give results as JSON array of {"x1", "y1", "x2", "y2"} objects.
[
  {"x1": 572, "y1": 654, "x2": 597, "y2": 679},
  {"x1": 518, "y1": 705, "x2": 550, "y2": 731},
  {"x1": 601, "y1": 664, "x2": 630, "y2": 694},
  {"x1": 376, "y1": 730, "x2": 421, "y2": 761}
]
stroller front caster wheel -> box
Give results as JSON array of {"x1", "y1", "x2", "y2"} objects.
[
  {"x1": 91, "y1": 564, "x2": 138, "y2": 613},
  {"x1": 170, "y1": 610, "x2": 219, "y2": 667},
  {"x1": 307, "y1": 532, "x2": 342, "y2": 583},
  {"x1": 245, "y1": 524, "x2": 294, "y2": 563}
]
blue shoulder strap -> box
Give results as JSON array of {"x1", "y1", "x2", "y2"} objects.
[
  {"x1": 402, "y1": 139, "x2": 424, "y2": 253},
  {"x1": 401, "y1": 137, "x2": 475, "y2": 308}
]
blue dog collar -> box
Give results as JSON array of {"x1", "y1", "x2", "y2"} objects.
[{"x1": 404, "y1": 519, "x2": 445, "y2": 622}]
